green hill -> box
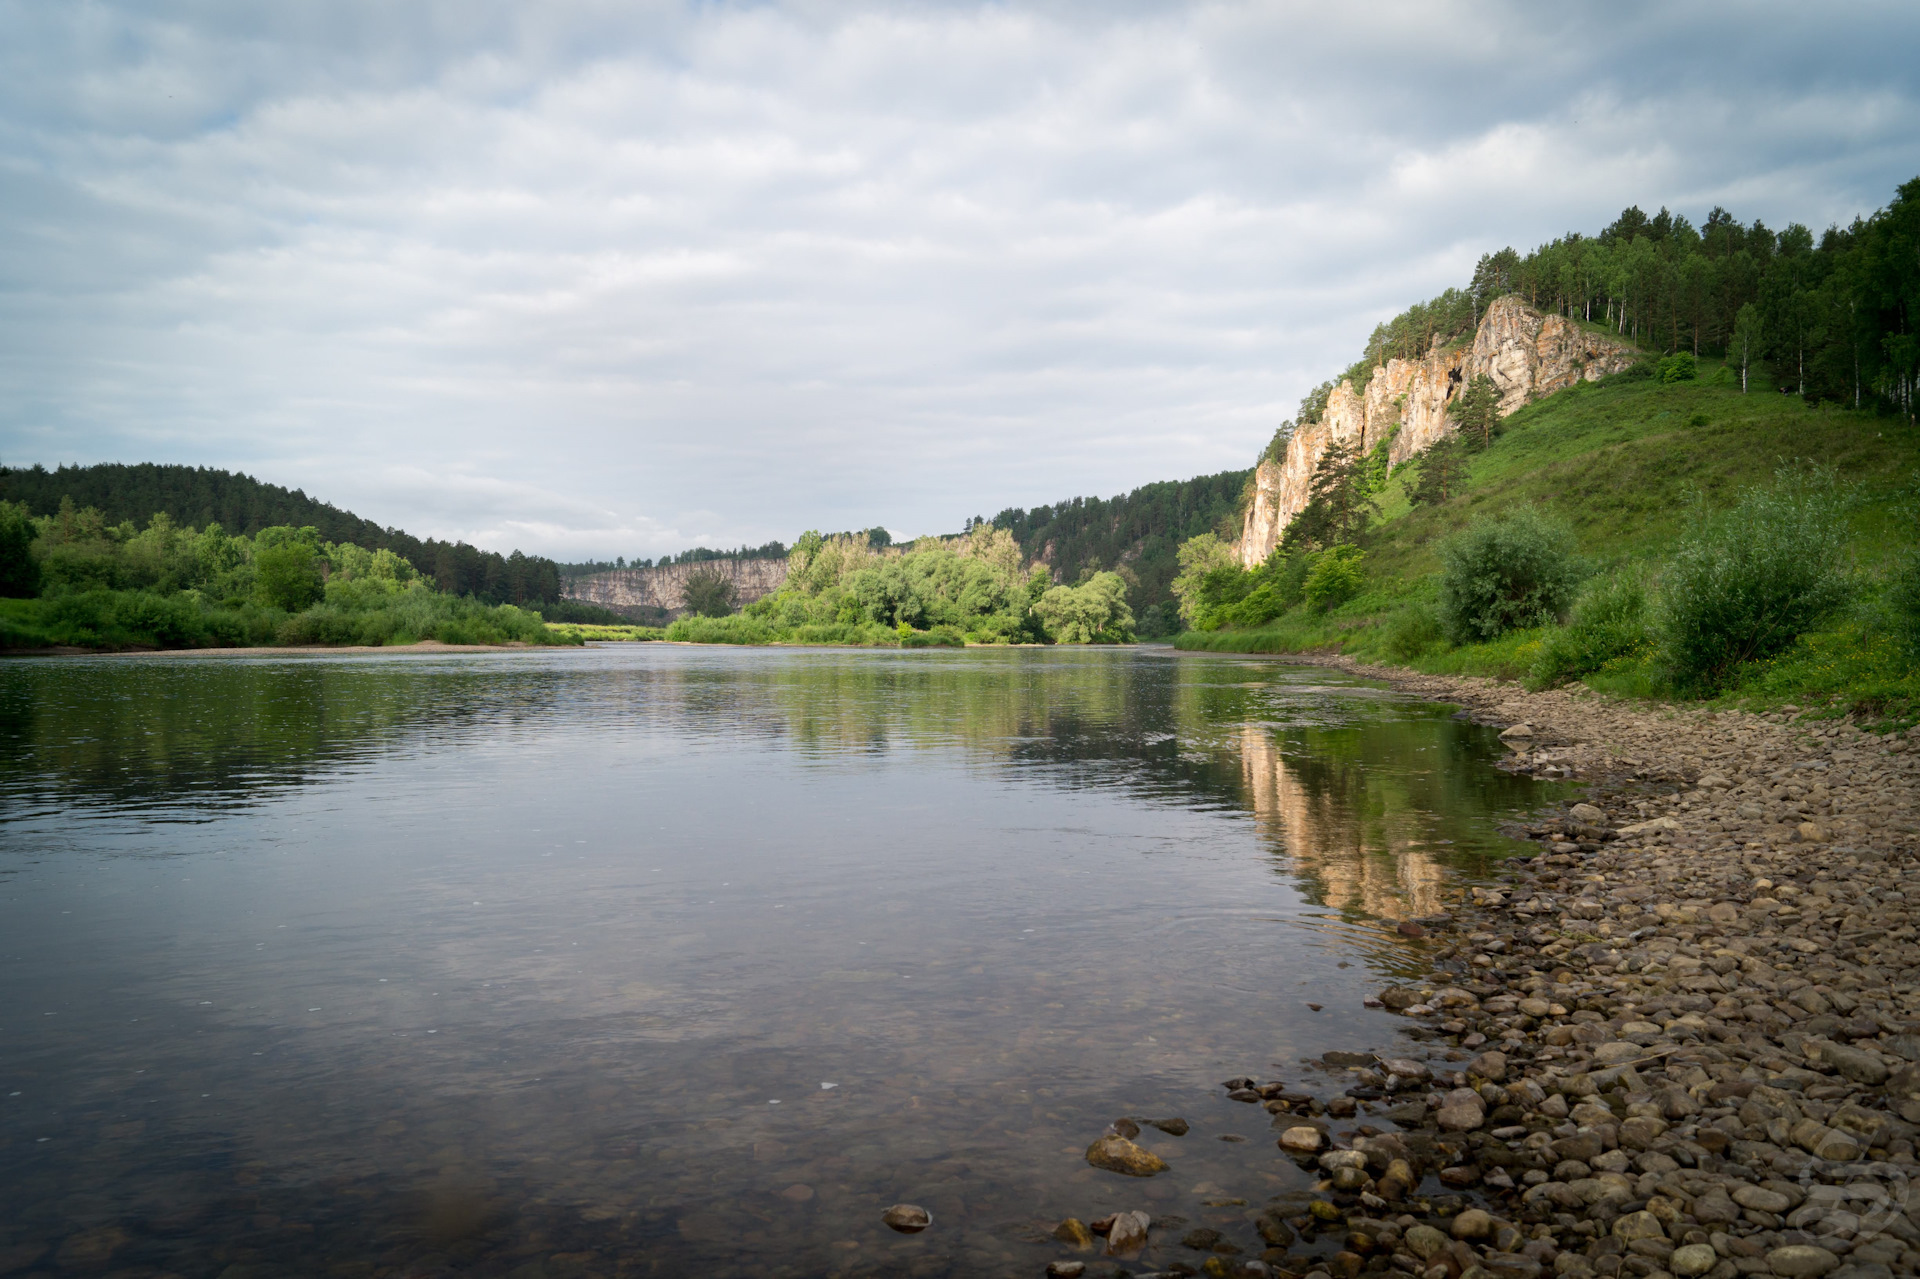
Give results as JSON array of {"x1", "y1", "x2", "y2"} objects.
[
  {"x1": 0, "y1": 462, "x2": 561, "y2": 606},
  {"x1": 1176, "y1": 362, "x2": 1920, "y2": 724}
]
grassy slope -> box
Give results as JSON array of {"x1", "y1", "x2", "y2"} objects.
[{"x1": 1177, "y1": 359, "x2": 1920, "y2": 724}]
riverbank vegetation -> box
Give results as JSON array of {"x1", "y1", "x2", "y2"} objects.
[
  {"x1": 1174, "y1": 369, "x2": 1920, "y2": 725},
  {"x1": 664, "y1": 525, "x2": 1135, "y2": 647},
  {"x1": 0, "y1": 462, "x2": 567, "y2": 606},
  {"x1": 0, "y1": 500, "x2": 574, "y2": 651},
  {"x1": 1177, "y1": 176, "x2": 1920, "y2": 725}
]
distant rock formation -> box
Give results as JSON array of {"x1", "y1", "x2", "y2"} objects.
[
  {"x1": 562, "y1": 557, "x2": 789, "y2": 619},
  {"x1": 1234, "y1": 296, "x2": 1639, "y2": 567}
]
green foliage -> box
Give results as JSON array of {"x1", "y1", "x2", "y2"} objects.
[
  {"x1": 680, "y1": 565, "x2": 739, "y2": 617},
  {"x1": 1659, "y1": 472, "x2": 1855, "y2": 690},
  {"x1": 663, "y1": 614, "x2": 778, "y2": 644},
  {"x1": 1405, "y1": 435, "x2": 1466, "y2": 508},
  {"x1": 1032, "y1": 572, "x2": 1136, "y2": 643},
  {"x1": 1382, "y1": 605, "x2": 1443, "y2": 662},
  {"x1": 1283, "y1": 441, "x2": 1373, "y2": 551},
  {"x1": 1436, "y1": 507, "x2": 1583, "y2": 644},
  {"x1": 1528, "y1": 571, "x2": 1656, "y2": 688},
  {"x1": 1170, "y1": 533, "x2": 1236, "y2": 626},
  {"x1": 0, "y1": 499, "x2": 39, "y2": 597},
  {"x1": 989, "y1": 469, "x2": 1249, "y2": 623},
  {"x1": 254, "y1": 540, "x2": 324, "y2": 611},
  {"x1": 0, "y1": 462, "x2": 564, "y2": 605},
  {"x1": 1302, "y1": 546, "x2": 1365, "y2": 613},
  {"x1": 1656, "y1": 351, "x2": 1698, "y2": 383},
  {"x1": 1447, "y1": 373, "x2": 1502, "y2": 450}
]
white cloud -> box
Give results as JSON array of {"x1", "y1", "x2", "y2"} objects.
[{"x1": 1, "y1": 0, "x2": 1917, "y2": 557}]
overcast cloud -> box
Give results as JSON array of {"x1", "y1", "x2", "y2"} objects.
[{"x1": 3, "y1": 1, "x2": 1917, "y2": 558}]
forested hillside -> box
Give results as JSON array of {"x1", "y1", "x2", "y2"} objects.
[
  {"x1": 0, "y1": 463, "x2": 561, "y2": 605},
  {"x1": 985, "y1": 469, "x2": 1250, "y2": 634}
]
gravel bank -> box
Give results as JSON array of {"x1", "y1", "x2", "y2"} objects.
[{"x1": 1061, "y1": 661, "x2": 1920, "y2": 1279}]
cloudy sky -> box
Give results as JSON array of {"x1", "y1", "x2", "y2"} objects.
[{"x1": 3, "y1": 1, "x2": 1917, "y2": 559}]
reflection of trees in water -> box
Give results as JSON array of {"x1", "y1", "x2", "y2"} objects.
[
  {"x1": 1233, "y1": 714, "x2": 1548, "y2": 920},
  {"x1": 1238, "y1": 724, "x2": 1446, "y2": 920},
  {"x1": 0, "y1": 659, "x2": 568, "y2": 817}
]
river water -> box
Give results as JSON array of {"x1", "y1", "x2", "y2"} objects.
[{"x1": 0, "y1": 645, "x2": 1563, "y2": 1277}]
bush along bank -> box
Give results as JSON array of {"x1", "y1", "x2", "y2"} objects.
[
  {"x1": 1042, "y1": 668, "x2": 1920, "y2": 1279},
  {"x1": 0, "y1": 500, "x2": 576, "y2": 651}
]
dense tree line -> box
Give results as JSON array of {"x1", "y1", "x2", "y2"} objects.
[
  {"x1": 983, "y1": 469, "x2": 1250, "y2": 634},
  {"x1": 0, "y1": 463, "x2": 563, "y2": 604},
  {"x1": 558, "y1": 534, "x2": 898, "y2": 576},
  {"x1": 1293, "y1": 175, "x2": 1920, "y2": 424}
]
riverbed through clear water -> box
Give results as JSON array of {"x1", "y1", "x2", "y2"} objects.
[{"x1": 0, "y1": 644, "x2": 1569, "y2": 1277}]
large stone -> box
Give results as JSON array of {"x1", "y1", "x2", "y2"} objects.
[
  {"x1": 1732, "y1": 1185, "x2": 1793, "y2": 1214},
  {"x1": 1450, "y1": 1209, "x2": 1493, "y2": 1240},
  {"x1": 1819, "y1": 1042, "x2": 1890, "y2": 1086},
  {"x1": 1278, "y1": 1126, "x2": 1323, "y2": 1154},
  {"x1": 1045, "y1": 1263, "x2": 1086, "y2": 1279},
  {"x1": 1592, "y1": 1041, "x2": 1644, "y2": 1066},
  {"x1": 1404, "y1": 1225, "x2": 1449, "y2": 1261},
  {"x1": 1054, "y1": 1218, "x2": 1094, "y2": 1249},
  {"x1": 1611, "y1": 1211, "x2": 1665, "y2": 1242},
  {"x1": 1669, "y1": 1243, "x2": 1717, "y2": 1276},
  {"x1": 1436, "y1": 1089, "x2": 1487, "y2": 1132},
  {"x1": 882, "y1": 1204, "x2": 931, "y2": 1233},
  {"x1": 1569, "y1": 803, "x2": 1606, "y2": 825},
  {"x1": 1765, "y1": 1244, "x2": 1840, "y2": 1277},
  {"x1": 1789, "y1": 1120, "x2": 1862, "y2": 1162},
  {"x1": 1468, "y1": 1051, "x2": 1509, "y2": 1083},
  {"x1": 1085, "y1": 1136, "x2": 1168, "y2": 1177},
  {"x1": 1105, "y1": 1210, "x2": 1151, "y2": 1259}
]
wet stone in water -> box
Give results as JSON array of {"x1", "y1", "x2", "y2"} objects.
[{"x1": 881, "y1": 1203, "x2": 931, "y2": 1233}]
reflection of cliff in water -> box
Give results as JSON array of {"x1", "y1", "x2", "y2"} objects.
[{"x1": 1238, "y1": 723, "x2": 1447, "y2": 921}]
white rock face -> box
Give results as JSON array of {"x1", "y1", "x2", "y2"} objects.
[
  {"x1": 562, "y1": 557, "x2": 789, "y2": 616},
  {"x1": 1233, "y1": 297, "x2": 1639, "y2": 567}
]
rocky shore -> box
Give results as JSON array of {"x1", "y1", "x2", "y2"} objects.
[{"x1": 1053, "y1": 664, "x2": 1920, "y2": 1279}]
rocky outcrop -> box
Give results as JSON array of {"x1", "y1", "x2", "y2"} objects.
[
  {"x1": 562, "y1": 558, "x2": 788, "y2": 618},
  {"x1": 1233, "y1": 297, "x2": 1639, "y2": 566}
]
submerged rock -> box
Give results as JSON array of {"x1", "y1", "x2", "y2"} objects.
[
  {"x1": 880, "y1": 1203, "x2": 930, "y2": 1233},
  {"x1": 1104, "y1": 1210, "x2": 1150, "y2": 1259},
  {"x1": 1084, "y1": 1135, "x2": 1168, "y2": 1177}
]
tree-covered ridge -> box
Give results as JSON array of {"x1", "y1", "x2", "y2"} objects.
[
  {"x1": 983, "y1": 469, "x2": 1250, "y2": 635},
  {"x1": 0, "y1": 498, "x2": 570, "y2": 651},
  {"x1": 1289, "y1": 175, "x2": 1920, "y2": 427},
  {"x1": 0, "y1": 462, "x2": 562, "y2": 606}
]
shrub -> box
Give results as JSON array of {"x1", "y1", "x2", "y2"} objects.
[
  {"x1": 1659, "y1": 473, "x2": 1853, "y2": 690},
  {"x1": 1381, "y1": 604, "x2": 1443, "y2": 662},
  {"x1": 664, "y1": 613, "x2": 776, "y2": 644},
  {"x1": 1435, "y1": 507, "x2": 1583, "y2": 644},
  {"x1": 1302, "y1": 546, "x2": 1365, "y2": 613},
  {"x1": 1033, "y1": 572, "x2": 1135, "y2": 643},
  {"x1": 1529, "y1": 571, "x2": 1655, "y2": 688},
  {"x1": 1655, "y1": 352, "x2": 1697, "y2": 383}
]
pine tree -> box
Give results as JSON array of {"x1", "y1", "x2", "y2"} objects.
[{"x1": 1448, "y1": 373, "x2": 1502, "y2": 450}]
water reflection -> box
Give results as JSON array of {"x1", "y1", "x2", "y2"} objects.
[{"x1": 0, "y1": 647, "x2": 1565, "y2": 1278}]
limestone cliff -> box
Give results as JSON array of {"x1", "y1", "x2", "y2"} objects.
[
  {"x1": 562, "y1": 557, "x2": 789, "y2": 619},
  {"x1": 1233, "y1": 296, "x2": 1638, "y2": 567}
]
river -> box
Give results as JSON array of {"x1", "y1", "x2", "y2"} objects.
[{"x1": 0, "y1": 645, "x2": 1565, "y2": 1277}]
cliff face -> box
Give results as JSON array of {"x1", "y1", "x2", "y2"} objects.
[
  {"x1": 563, "y1": 558, "x2": 789, "y2": 617},
  {"x1": 1233, "y1": 296, "x2": 1638, "y2": 567}
]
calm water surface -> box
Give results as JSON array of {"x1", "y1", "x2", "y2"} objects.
[{"x1": 0, "y1": 646, "x2": 1565, "y2": 1277}]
